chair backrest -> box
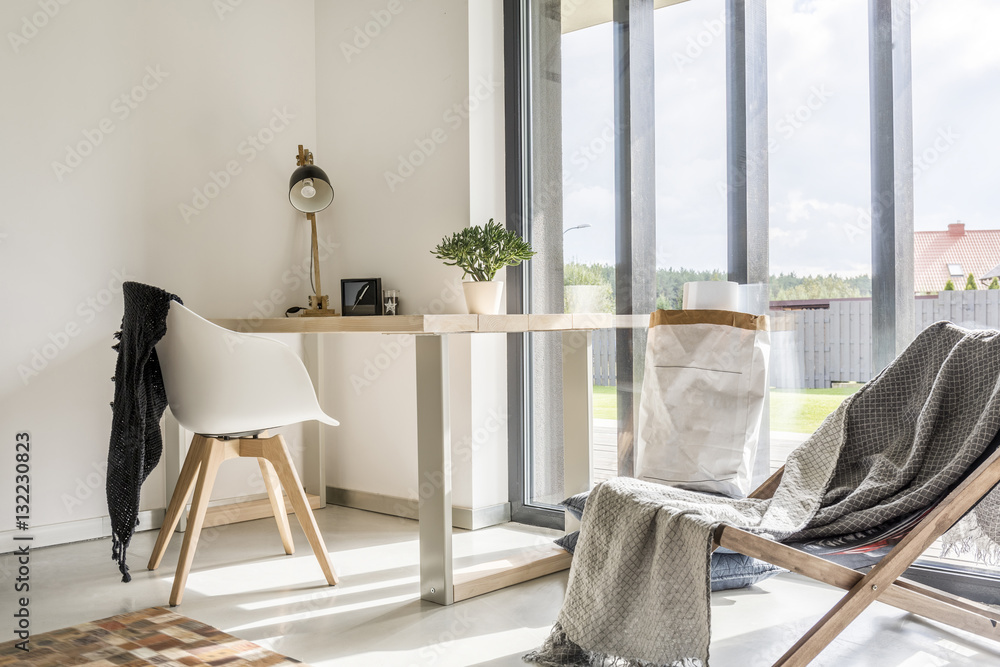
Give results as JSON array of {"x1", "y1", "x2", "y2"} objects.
[{"x1": 155, "y1": 301, "x2": 338, "y2": 436}]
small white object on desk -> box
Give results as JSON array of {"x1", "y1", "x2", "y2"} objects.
[{"x1": 682, "y1": 280, "x2": 739, "y2": 311}]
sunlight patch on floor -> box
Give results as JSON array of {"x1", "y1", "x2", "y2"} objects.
[
  {"x1": 237, "y1": 574, "x2": 419, "y2": 611},
  {"x1": 226, "y1": 592, "x2": 416, "y2": 633}
]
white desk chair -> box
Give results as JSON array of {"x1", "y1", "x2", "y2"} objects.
[{"x1": 147, "y1": 301, "x2": 339, "y2": 606}]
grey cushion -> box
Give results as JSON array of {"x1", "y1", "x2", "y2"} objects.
[
  {"x1": 707, "y1": 547, "x2": 783, "y2": 591},
  {"x1": 555, "y1": 530, "x2": 580, "y2": 553},
  {"x1": 563, "y1": 491, "x2": 588, "y2": 521}
]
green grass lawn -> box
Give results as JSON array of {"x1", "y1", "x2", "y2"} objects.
[
  {"x1": 770, "y1": 385, "x2": 861, "y2": 433},
  {"x1": 593, "y1": 385, "x2": 617, "y2": 420},
  {"x1": 593, "y1": 384, "x2": 861, "y2": 434}
]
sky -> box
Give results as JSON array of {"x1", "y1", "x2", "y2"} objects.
[{"x1": 558, "y1": 0, "x2": 1000, "y2": 277}]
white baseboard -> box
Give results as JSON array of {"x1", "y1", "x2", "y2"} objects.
[
  {"x1": 0, "y1": 487, "x2": 511, "y2": 554},
  {"x1": 0, "y1": 509, "x2": 165, "y2": 554},
  {"x1": 326, "y1": 486, "x2": 510, "y2": 530},
  {"x1": 0, "y1": 492, "x2": 274, "y2": 554}
]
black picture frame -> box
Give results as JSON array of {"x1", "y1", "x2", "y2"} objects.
[{"x1": 341, "y1": 278, "x2": 383, "y2": 316}]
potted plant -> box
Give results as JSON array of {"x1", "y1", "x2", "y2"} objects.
[{"x1": 431, "y1": 218, "x2": 536, "y2": 314}]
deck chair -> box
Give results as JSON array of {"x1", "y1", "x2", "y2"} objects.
[
  {"x1": 530, "y1": 323, "x2": 1000, "y2": 667},
  {"x1": 714, "y1": 444, "x2": 1000, "y2": 667}
]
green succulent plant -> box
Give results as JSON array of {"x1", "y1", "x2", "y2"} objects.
[{"x1": 431, "y1": 218, "x2": 536, "y2": 282}]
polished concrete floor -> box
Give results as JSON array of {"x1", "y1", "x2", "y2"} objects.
[{"x1": 6, "y1": 505, "x2": 1000, "y2": 666}]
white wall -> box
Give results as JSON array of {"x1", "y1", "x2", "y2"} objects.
[
  {"x1": 315, "y1": 0, "x2": 508, "y2": 510},
  {"x1": 0, "y1": 0, "x2": 318, "y2": 548},
  {"x1": 468, "y1": 0, "x2": 509, "y2": 508},
  {"x1": 0, "y1": 0, "x2": 508, "y2": 552}
]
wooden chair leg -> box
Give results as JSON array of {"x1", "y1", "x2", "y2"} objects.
[
  {"x1": 169, "y1": 439, "x2": 226, "y2": 606},
  {"x1": 773, "y1": 577, "x2": 879, "y2": 667},
  {"x1": 263, "y1": 435, "x2": 339, "y2": 586},
  {"x1": 775, "y1": 450, "x2": 1000, "y2": 666},
  {"x1": 259, "y1": 457, "x2": 294, "y2": 555},
  {"x1": 148, "y1": 435, "x2": 207, "y2": 571}
]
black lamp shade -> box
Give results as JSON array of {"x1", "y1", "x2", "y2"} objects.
[{"x1": 289, "y1": 164, "x2": 334, "y2": 213}]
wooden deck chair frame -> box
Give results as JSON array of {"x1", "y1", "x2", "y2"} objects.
[{"x1": 713, "y1": 449, "x2": 1000, "y2": 666}]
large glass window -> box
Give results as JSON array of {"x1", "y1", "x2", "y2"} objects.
[
  {"x1": 910, "y1": 0, "x2": 1000, "y2": 576},
  {"x1": 521, "y1": 1, "x2": 618, "y2": 511},
  {"x1": 560, "y1": 9, "x2": 617, "y2": 489},
  {"x1": 510, "y1": 0, "x2": 1000, "y2": 605},
  {"x1": 653, "y1": 0, "x2": 727, "y2": 300},
  {"x1": 766, "y1": 0, "x2": 871, "y2": 470}
]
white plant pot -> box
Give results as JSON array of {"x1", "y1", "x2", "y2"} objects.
[{"x1": 463, "y1": 281, "x2": 504, "y2": 315}]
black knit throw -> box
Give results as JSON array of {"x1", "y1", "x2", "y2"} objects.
[{"x1": 107, "y1": 282, "x2": 181, "y2": 582}]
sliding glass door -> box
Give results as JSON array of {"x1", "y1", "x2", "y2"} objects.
[
  {"x1": 506, "y1": 0, "x2": 618, "y2": 525},
  {"x1": 506, "y1": 0, "x2": 1000, "y2": 603},
  {"x1": 907, "y1": 0, "x2": 1000, "y2": 587},
  {"x1": 767, "y1": 0, "x2": 873, "y2": 470},
  {"x1": 507, "y1": 0, "x2": 767, "y2": 524}
]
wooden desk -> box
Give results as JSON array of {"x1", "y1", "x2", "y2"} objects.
[{"x1": 180, "y1": 313, "x2": 635, "y2": 605}]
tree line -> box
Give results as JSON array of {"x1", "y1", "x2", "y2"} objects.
[
  {"x1": 563, "y1": 263, "x2": 1000, "y2": 312},
  {"x1": 563, "y1": 263, "x2": 875, "y2": 312}
]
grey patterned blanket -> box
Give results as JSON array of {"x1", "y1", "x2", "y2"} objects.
[{"x1": 526, "y1": 322, "x2": 1000, "y2": 667}]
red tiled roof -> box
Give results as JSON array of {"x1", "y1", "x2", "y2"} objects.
[{"x1": 913, "y1": 224, "x2": 1000, "y2": 293}]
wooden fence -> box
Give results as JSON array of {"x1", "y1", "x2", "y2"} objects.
[
  {"x1": 591, "y1": 291, "x2": 1000, "y2": 389},
  {"x1": 769, "y1": 302, "x2": 873, "y2": 389},
  {"x1": 774, "y1": 291, "x2": 1000, "y2": 388},
  {"x1": 593, "y1": 327, "x2": 616, "y2": 386}
]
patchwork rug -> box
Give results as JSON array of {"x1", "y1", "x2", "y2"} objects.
[{"x1": 0, "y1": 606, "x2": 308, "y2": 666}]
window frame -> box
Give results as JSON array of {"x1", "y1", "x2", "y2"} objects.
[{"x1": 500, "y1": 3, "x2": 1000, "y2": 605}]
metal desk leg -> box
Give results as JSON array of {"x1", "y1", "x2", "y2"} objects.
[
  {"x1": 302, "y1": 334, "x2": 327, "y2": 507},
  {"x1": 562, "y1": 330, "x2": 594, "y2": 532},
  {"x1": 416, "y1": 334, "x2": 453, "y2": 605}
]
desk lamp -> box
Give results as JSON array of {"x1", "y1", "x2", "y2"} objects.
[{"x1": 289, "y1": 144, "x2": 338, "y2": 316}]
